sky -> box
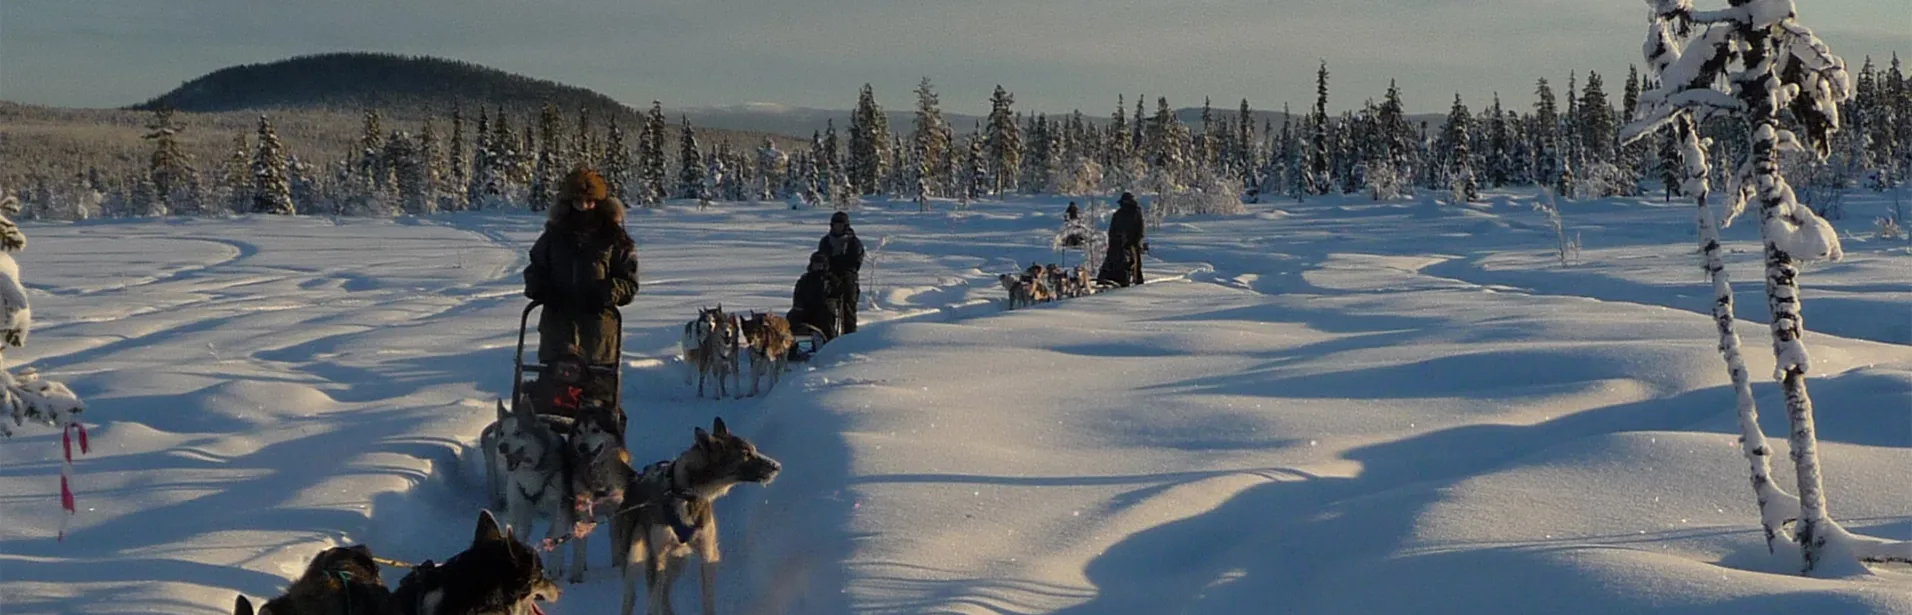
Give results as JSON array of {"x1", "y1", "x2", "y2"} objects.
[{"x1": 1, "y1": 0, "x2": 1906, "y2": 116}]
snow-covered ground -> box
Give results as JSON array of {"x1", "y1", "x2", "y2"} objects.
[{"x1": 1, "y1": 189, "x2": 1907, "y2": 614}]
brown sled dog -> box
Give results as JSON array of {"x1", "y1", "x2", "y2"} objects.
[
  {"x1": 738, "y1": 311, "x2": 795, "y2": 397},
  {"x1": 233, "y1": 545, "x2": 398, "y2": 615},
  {"x1": 616, "y1": 417, "x2": 781, "y2": 615}
]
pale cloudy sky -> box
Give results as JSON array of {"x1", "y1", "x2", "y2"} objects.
[{"x1": 1, "y1": 0, "x2": 1905, "y2": 115}]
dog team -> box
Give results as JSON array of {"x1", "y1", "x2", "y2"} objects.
[
  {"x1": 233, "y1": 169, "x2": 790, "y2": 615},
  {"x1": 228, "y1": 172, "x2": 1146, "y2": 614}
]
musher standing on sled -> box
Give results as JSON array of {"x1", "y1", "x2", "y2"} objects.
[
  {"x1": 817, "y1": 211, "x2": 865, "y2": 335},
  {"x1": 1097, "y1": 192, "x2": 1146, "y2": 287}
]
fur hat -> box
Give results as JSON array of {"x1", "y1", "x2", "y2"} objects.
[
  {"x1": 808, "y1": 250, "x2": 830, "y2": 268},
  {"x1": 1118, "y1": 192, "x2": 1138, "y2": 207},
  {"x1": 560, "y1": 167, "x2": 609, "y2": 204}
]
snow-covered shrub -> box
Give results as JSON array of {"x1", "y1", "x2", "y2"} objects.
[
  {"x1": 1149, "y1": 169, "x2": 1247, "y2": 222},
  {"x1": 1532, "y1": 190, "x2": 1579, "y2": 267}
]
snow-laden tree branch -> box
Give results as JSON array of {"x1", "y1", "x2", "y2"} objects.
[
  {"x1": 0, "y1": 195, "x2": 85, "y2": 438},
  {"x1": 0, "y1": 194, "x2": 88, "y2": 538}
]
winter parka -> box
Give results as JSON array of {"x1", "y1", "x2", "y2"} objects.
[{"x1": 525, "y1": 171, "x2": 638, "y2": 365}]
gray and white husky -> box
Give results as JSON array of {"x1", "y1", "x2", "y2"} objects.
[
  {"x1": 480, "y1": 398, "x2": 574, "y2": 560},
  {"x1": 561, "y1": 406, "x2": 637, "y2": 584}
]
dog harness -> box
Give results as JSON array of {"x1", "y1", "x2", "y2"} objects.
[{"x1": 636, "y1": 460, "x2": 701, "y2": 543}]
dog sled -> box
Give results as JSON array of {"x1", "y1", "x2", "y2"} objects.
[
  {"x1": 785, "y1": 321, "x2": 830, "y2": 363},
  {"x1": 511, "y1": 300, "x2": 626, "y2": 435}
]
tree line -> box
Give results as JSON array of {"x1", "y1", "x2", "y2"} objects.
[{"x1": 5, "y1": 56, "x2": 1909, "y2": 220}]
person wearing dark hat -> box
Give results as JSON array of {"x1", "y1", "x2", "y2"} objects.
[
  {"x1": 817, "y1": 211, "x2": 865, "y2": 334},
  {"x1": 1059, "y1": 201, "x2": 1086, "y2": 248},
  {"x1": 1096, "y1": 192, "x2": 1146, "y2": 287},
  {"x1": 787, "y1": 250, "x2": 840, "y2": 340},
  {"x1": 524, "y1": 166, "x2": 640, "y2": 365}
]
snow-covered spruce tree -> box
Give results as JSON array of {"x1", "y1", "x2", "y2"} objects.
[
  {"x1": 221, "y1": 132, "x2": 252, "y2": 215},
  {"x1": 1624, "y1": 0, "x2": 1912, "y2": 575},
  {"x1": 1309, "y1": 63, "x2": 1335, "y2": 195},
  {"x1": 1443, "y1": 94, "x2": 1480, "y2": 203},
  {"x1": 446, "y1": 107, "x2": 468, "y2": 212},
  {"x1": 1488, "y1": 94, "x2": 1513, "y2": 187},
  {"x1": 601, "y1": 121, "x2": 634, "y2": 205},
  {"x1": 420, "y1": 119, "x2": 446, "y2": 211},
  {"x1": 755, "y1": 137, "x2": 786, "y2": 201},
  {"x1": 847, "y1": 84, "x2": 890, "y2": 196},
  {"x1": 639, "y1": 102, "x2": 670, "y2": 206},
  {"x1": 678, "y1": 117, "x2": 704, "y2": 201},
  {"x1": 528, "y1": 104, "x2": 564, "y2": 212},
  {"x1": 574, "y1": 106, "x2": 597, "y2": 167},
  {"x1": 1533, "y1": 79, "x2": 1563, "y2": 194},
  {"x1": 143, "y1": 106, "x2": 193, "y2": 217},
  {"x1": 251, "y1": 116, "x2": 295, "y2": 215},
  {"x1": 984, "y1": 86, "x2": 1022, "y2": 195},
  {"x1": 912, "y1": 78, "x2": 949, "y2": 200},
  {"x1": 387, "y1": 131, "x2": 433, "y2": 216}
]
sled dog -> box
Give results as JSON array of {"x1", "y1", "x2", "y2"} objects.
[
  {"x1": 616, "y1": 418, "x2": 781, "y2": 615},
  {"x1": 233, "y1": 545, "x2": 397, "y2": 615},
  {"x1": 391, "y1": 510, "x2": 562, "y2": 615},
  {"x1": 480, "y1": 398, "x2": 572, "y2": 550},
  {"x1": 561, "y1": 406, "x2": 637, "y2": 583},
  {"x1": 738, "y1": 311, "x2": 795, "y2": 397}
]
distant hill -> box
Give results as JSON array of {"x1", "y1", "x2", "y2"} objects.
[{"x1": 132, "y1": 52, "x2": 639, "y2": 123}]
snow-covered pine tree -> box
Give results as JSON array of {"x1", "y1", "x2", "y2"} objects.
[
  {"x1": 755, "y1": 137, "x2": 786, "y2": 201},
  {"x1": 1195, "y1": 98, "x2": 1218, "y2": 170},
  {"x1": 985, "y1": 86, "x2": 1022, "y2": 195},
  {"x1": 846, "y1": 84, "x2": 890, "y2": 196},
  {"x1": 1579, "y1": 71, "x2": 1619, "y2": 195},
  {"x1": 1621, "y1": 66, "x2": 1648, "y2": 195},
  {"x1": 820, "y1": 120, "x2": 844, "y2": 206},
  {"x1": 1369, "y1": 82, "x2": 1415, "y2": 200},
  {"x1": 574, "y1": 106, "x2": 597, "y2": 167},
  {"x1": 447, "y1": 107, "x2": 468, "y2": 212},
  {"x1": 1309, "y1": 62, "x2": 1335, "y2": 195},
  {"x1": 1865, "y1": 55, "x2": 1904, "y2": 189},
  {"x1": 1023, "y1": 114, "x2": 1054, "y2": 194},
  {"x1": 420, "y1": 119, "x2": 444, "y2": 212},
  {"x1": 1892, "y1": 55, "x2": 1911, "y2": 184},
  {"x1": 251, "y1": 116, "x2": 295, "y2": 215},
  {"x1": 387, "y1": 131, "x2": 432, "y2": 216},
  {"x1": 356, "y1": 108, "x2": 388, "y2": 209},
  {"x1": 1442, "y1": 94, "x2": 1479, "y2": 203},
  {"x1": 221, "y1": 132, "x2": 251, "y2": 215},
  {"x1": 639, "y1": 102, "x2": 669, "y2": 205},
  {"x1": 964, "y1": 126, "x2": 987, "y2": 206},
  {"x1": 601, "y1": 121, "x2": 633, "y2": 205},
  {"x1": 1658, "y1": 126, "x2": 1684, "y2": 200},
  {"x1": 912, "y1": 78, "x2": 949, "y2": 200},
  {"x1": 1104, "y1": 96, "x2": 1134, "y2": 191},
  {"x1": 143, "y1": 106, "x2": 193, "y2": 217},
  {"x1": 528, "y1": 104, "x2": 564, "y2": 212},
  {"x1": 1533, "y1": 79, "x2": 1564, "y2": 195},
  {"x1": 1487, "y1": 94, "x2": 1512, "y2": 187},
  {"x1": 678, "y1": 116, "x2": 705, "y2": 201},
  {"x1": 1623, "y1": 0, "x2": 1912, "y2": 575},
  {"x1": 288, "y1": 156, "x2": 320, "y2": 214}
]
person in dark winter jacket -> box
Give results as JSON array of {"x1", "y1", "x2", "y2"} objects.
[
  {"x1": 524, "y1": 167, "x2": 640, "y2": 366},
  {"x1": 786, "y1": 251, "x2": 840, "y2": 339},
  {"x1": 1059, "y1": 201, "x2": 1086, "y2": 248},
  {"x1": 1096, "y1": 192, "x2": 1146, "y2": 287},
  {"x1": 817, "y1": 211, "x2": 865, "y2": 334}
]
